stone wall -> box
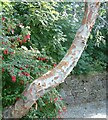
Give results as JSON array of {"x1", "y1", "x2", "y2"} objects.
[{"x1": 58, "y1": 72, "x2": 107, "y2": 105}]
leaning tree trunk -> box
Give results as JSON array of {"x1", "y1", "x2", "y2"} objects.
[{"x1": 3, "y1": 1, "x2": 100, "y2": 118}]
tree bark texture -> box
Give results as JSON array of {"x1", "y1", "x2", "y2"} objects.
[{"x1": 3, "y1": 1, "x2": 100, "y2": 119}]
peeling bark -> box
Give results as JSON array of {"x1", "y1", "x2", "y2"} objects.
[{"x1": 3, "y1": 2, "x2": 100, "y2": 119}]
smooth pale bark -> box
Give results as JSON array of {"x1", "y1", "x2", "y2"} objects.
[{"x1": 3, "y1": 2, "x2": 100, "y2": 118}]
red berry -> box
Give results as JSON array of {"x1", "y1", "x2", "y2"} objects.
[
  {"x1": 16, "y1": 97, "x2": 20, "y2": 100},
  {"x1": 20, "y1": 67, "x2": 23, "y2": 70},
  {"x1": 2, "y1": 68, "x2": 5, "y2": 73},
  {"x1": 22, "y1": 72, "x2": 25, "y2": 75},
  {"x1": 41, "y1": 58, "x2": 44, "y2": 61},
  {"x1": 22, "y1": 72, "x2": 30, "y2": 77},
  {"x1": 17, "y1": 37, "x2": 20, "y2": 41},
  {"x1": 58, "y1": 110, "x2": 62, "y2": 114},
  {"x1": 3, "y1": 49, "x2": 8, "y2": 55},
  {"x1": 37, "y1": 57, "x2": 40, "y2": 60},
  {"x1": 22, "y1": 39, "x2": 27, "y2": 43},
  {"x1": 10, "y1": 52, "x2": 14, "y2": 55},
  {"x1": 26, "y1": 72, "x2": 30, "y2": 76},
  {"x1": 25, "y1": 34, "x2": 30, "y2": 39},
  {"x1": 2, "y1": 42, "x2": 5, "y2": 45},
  {"x1": 58, "y1": 117, "x2": 61, "y2": 120},
  {"x1": 25, "y1": 65, "x2": 28, "y2": 68},
  {"x1": 54, "y1": 97, "x2": 58, "y2": 103},
  {"x1": 12, "y1": 76, "x2": 16, "y2": 82},
  {"x1": 2, "y1": 17, "x2": 5, "y2": 22},
  {"x1": 53, "y1": 63, "x2": 57, "y2": 67},
  {"x1": 42, "y1": 58, "x2": 46, "y2": 61}
]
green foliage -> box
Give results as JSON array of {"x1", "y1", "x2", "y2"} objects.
[
  {"x1": 72, "y1": 3, "x2": 107, "y2": 75},
  {"x1": 11, "y1": 2, "x2": 67, "y2": 62},
  {"x1": 2, "y1": 1, "x2": 67, "y2": 118}
]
